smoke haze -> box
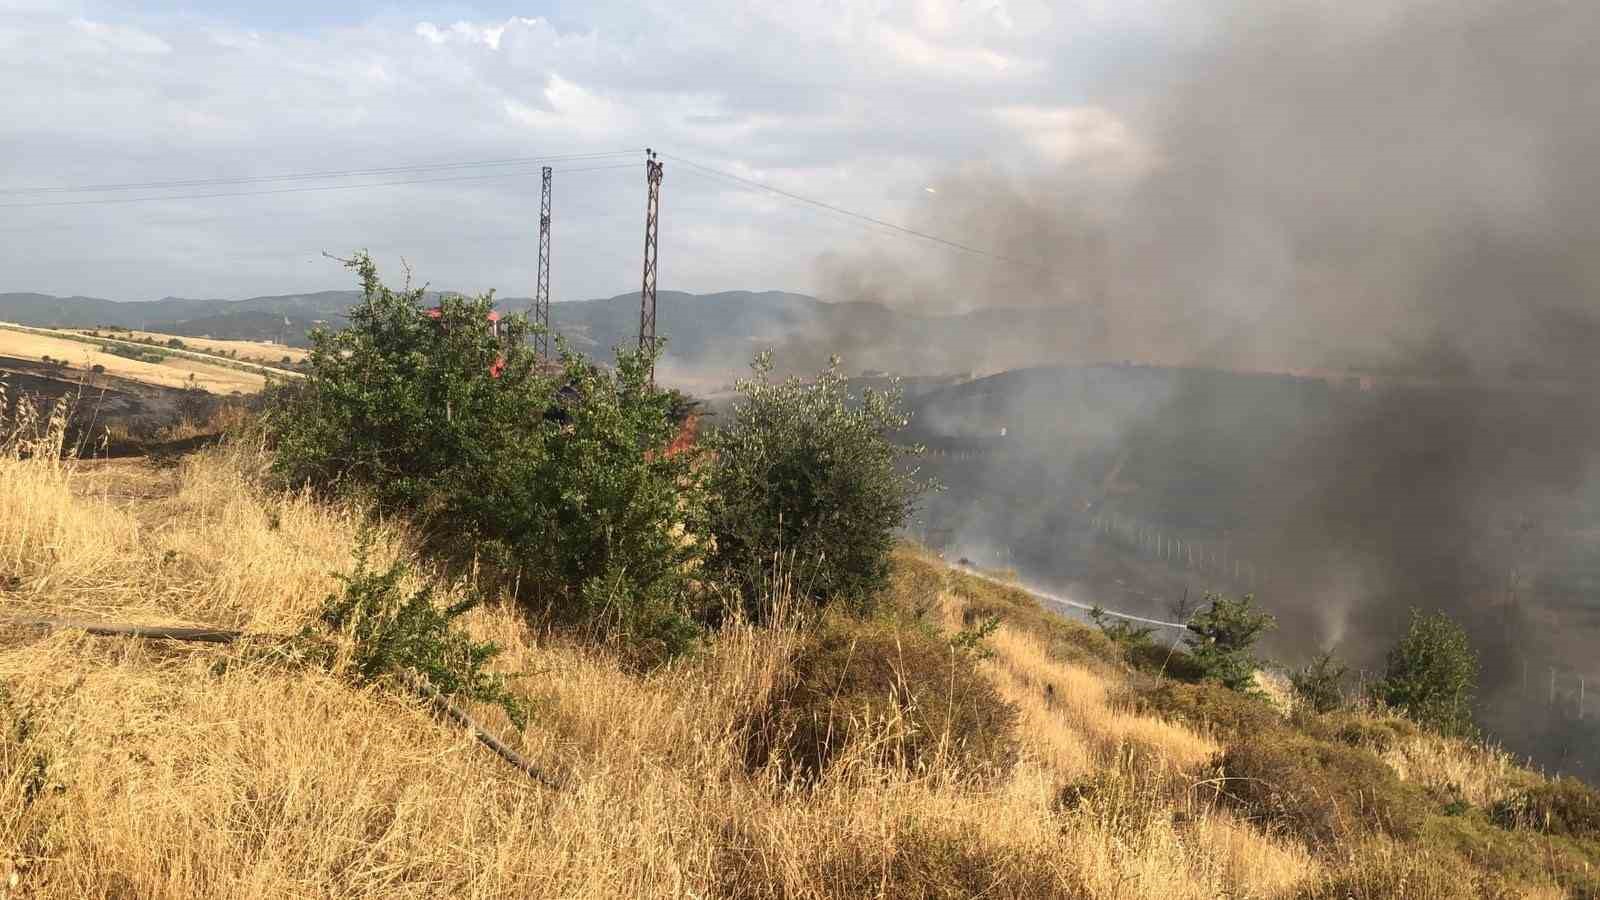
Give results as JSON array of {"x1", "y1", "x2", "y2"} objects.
[
  {"x1": 822, "y1": 0, "x2": 1600, "y2": 377},
  {"x1": 820, "y1": 0, "x2": 1600, "y2": 772}
]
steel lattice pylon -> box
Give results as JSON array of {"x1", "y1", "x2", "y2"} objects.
[
  {"x1": 639, "y1": 150, "x2": 664, "y2": 384},
  {"x1": 534, "y1": 165, "x2": 552, "y2": 359}
]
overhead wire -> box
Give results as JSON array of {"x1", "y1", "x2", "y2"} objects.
[
  {"x1": 656, "y1": 151, "x2": 1032, "y2": 267},
  {"x1": 0, "y1": 161, "x2": 639, "y2": 209},
  {"x1": 5, "y1": 145, "x2": 1040, "y2": 270},
  {"x1": 0, "y1": 149, "x2": 643, "y2": 195}
]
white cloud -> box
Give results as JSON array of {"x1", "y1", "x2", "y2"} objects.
[
  {"x1": 415, "y1": 17, "x2": 544, "y2": 51},
  {"x1": 68, "y1": 16, "x2": 171, "y2": 55},
  {"x1": 872, "y1": 25, "x2": 1020, "y2": 76},
  {"x1": 0, "y1": 2, "x2": 1159, "y2": 303},
  {"x1": 502, "y1": 74, "x2": 632, "y2": 139}
]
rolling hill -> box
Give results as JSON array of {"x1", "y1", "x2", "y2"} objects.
[{"x1": 0, "y1": 289, "x2": 1095, "y2": 378}]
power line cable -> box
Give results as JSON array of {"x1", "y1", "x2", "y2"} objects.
[
  {"x1": 657, "y1": 152, "x2": 1034, "y2": 267},
  {"x1": 0, "y1": 149, "x2": 642, "y2": 195},
  {"x1": 0, "y1": 162, "x2": 638, "y2": 209}
]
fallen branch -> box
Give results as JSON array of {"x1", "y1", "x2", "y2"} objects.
[{"x1": 1, "y1": 614, "x2": 557, "y2": 788}]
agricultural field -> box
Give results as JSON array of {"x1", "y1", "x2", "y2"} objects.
[
  {"x1": 0, "y1": 324, "x2": 269, "y2": 394},
  {"x1": 80, "y1": 328, "x2": 309, "y2": 367}
]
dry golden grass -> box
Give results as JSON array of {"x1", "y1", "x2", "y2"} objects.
[
  {"x1": 0, "y1": 325, "x2": 266, "y2": 393},
  {"x1": 1382, "y1": 731, "x2": 1530, "y2": 808},
  {"x1": 0, "y1": 429, "x2": 1586, "y2": 898}
]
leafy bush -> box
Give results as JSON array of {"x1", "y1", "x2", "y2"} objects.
[
  {"x1": 744, "y1": 613, "x2": 1018, "y2": 783},
  {"x1": 1297, "y1": 711, "x2": 1419, "y2": 754},
  {"x1": 1131, "y1": 680, "x2": 1282, "y2": 740},
  {"x1": 704, "y1": 354, "x2": 927, "y2": 619},
  {"x1": 313, "y1": 541, "x2": 527, "y2": 728},
  {"x1": 98, "y1": 343, "x2": 167, "y2": 363},
  {"x1": 1371, "y1": 608, "x2": 1479, "y2": 737},
  {"x1": 944, "y1": 570, "x2": 1125, "y2": 671},
  {"x1": 949, "y1": 609, "x2": 1001, "y2": 659},
  {"x1": 265, "y1": 253, "x2": 706, "y2": 662},
  {"x1": 1291, "y1": 651, "x2": 1349, "y2": 713},
  {"x1": 1183, "y1": 592, "x2": 1275, "y2": 691},
  {"x1": 1089, "y1": 604, "x2": 1155, "y2": 648},
  {"x1": 1490, "y1": 777, "x2": 1600, "y2": 837},
  {"x1": 1213, "y1": 729, "x2": 1429, "y2": 842}
]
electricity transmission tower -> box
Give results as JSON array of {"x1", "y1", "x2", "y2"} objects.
[
  {"x1": 639, "y1": 149, "x2": 663, "y2": 384},
  {"x1": 534, "y1": 165, "x2": 552, "y2": 359}
]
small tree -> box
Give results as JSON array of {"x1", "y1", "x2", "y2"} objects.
[
  {"x1": 1090, "y1": 604, "x2": 1155, "y2": 649},
  {"x1": 1371, "y1": 608, "x2": 1478, "y2": 737},
  {"x1": 703, "y1": 353, "x2": 927, "y2": 618},
  {"x1": 266, "y1": 252, "x2": 707, "y2": 663},
  {"x1": 1184, "y1": 592, "x2": 1275, "y2": 691},
  {"x1": 1291, "y1": 651, "x2": 1349, "y2": 713}
]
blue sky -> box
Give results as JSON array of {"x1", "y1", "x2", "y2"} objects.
[{"x1": 0, "y1": 0, "x2": 1185, "y2": 303}]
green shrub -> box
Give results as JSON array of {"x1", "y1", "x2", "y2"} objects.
[
  {"x1": 1089, "y1": 604, "x2": 1155, "y2": 648},
  {"x1": 265, "y1": 253, "x2": 706, "y2": 662},
  {"x1": 950, "y1": 609, "x2": 1001, "y2": 660},
  {"x1": 1297, "y1": 711, "x2": 1420, "y2": 754},
  {"x1": 1183, "y1": 592, "x2": 1275, "y2": 691},
  {"x1": 1371, "y1": 608, "x2": 1479, "y2": 738},
  {"x1": 1131, "y1": 680, "x2": 1281, "y2": 740},
  {"x1": 1291, "y1": 651, "x2": 1348, "y2": 713},
  {"x1": 1491, "y1": 777, "x2": 1600, "y2": 837},
  {"x1": 98, "y1": 342, "x2": 167, "y2": 363},
  {"x1": 312, "y1": 540, "x2": 527, "y2": 728},
  {"x1": 944, "y1": 570, "x2": 1124, "y2": 671},
  {"x1": 1212, "y1": 730, "x2": 1429, "y2": 842},
  {"x1": 744, "y1": 614, "x2": 1018, "y2": 783},
  {"x1": 1123, "y1": 638, "x2": 1208, "y2": 680},
  {"x1": 704, "y1": 354, "x2": 927, "y2": 619}
]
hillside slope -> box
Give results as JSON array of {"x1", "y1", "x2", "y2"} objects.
[
  {"x1": 0, "y1": 440, "x2": 1595, "y2": 897},
  {"x1": 0, "y1": 289, "x2": 1092, "y2": 377}
]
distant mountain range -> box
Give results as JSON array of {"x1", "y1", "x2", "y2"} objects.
[{"x1": 0, "y1": 289, "x2": 1102, "y2": 380}]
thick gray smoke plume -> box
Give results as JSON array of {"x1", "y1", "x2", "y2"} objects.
[
  {"x1": 821, "y1": 0, "x2": 1600, "y2": 771},
  {"x1": 822, "y1": 0, "x2": 1600, "y2": 378}
]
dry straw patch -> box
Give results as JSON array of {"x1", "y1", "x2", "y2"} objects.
[
  {"x1": 0, "y1": 432, "x2": 1340, "y2": 898},
  {"x1": 1381, "y1": 732, "x2": 1528, "y2": 809}
]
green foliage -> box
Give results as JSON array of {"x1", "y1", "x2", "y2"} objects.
[
  {"x1": 1491, "y1": 777, "x2": 1600, "y2": 837},
  {"x1": 704, "y1": 353, "x2": 927, "y2": 619},
  {"x1": 1291, "y1": 651, "x2": 1349, "y2": 714},
  {"x1": 1213, "y1": 729, "x2": 1429, "y2": 842},
  {"x1": 315, "y1": 540, "x2": 527, "y2": 728},
  {"x1": 744, "y1": 613, "x2": 1019, "y2": 783},
  {"x1": 97, "y1": 342, "x2": 167, "y2": 363},
  {"x1": 950, "y1": 611, "x2": 1001, "y2": 660},
  {"x1": 1132, "y1": 680, "x2": 1282, "y2": 740},
  {"x1": 1371, "y1": 608, "x2": 1479, "y2": 737},
  {"x1": 1088, "y1": 604, "x2": 1155, "y2": 648},
  {"x1": 1297, "y1": 711, "x2": 1420, "y2": 753},
  {"x1": 265, "y1": 252, "x2": 707, "y2": 662},
  {"x1": 1183, "y1": 592, "x2": 1275, "y2": 691}
]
